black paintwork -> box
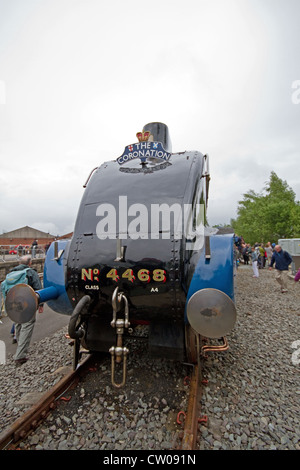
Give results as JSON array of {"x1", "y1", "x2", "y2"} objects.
[
  {"x1": 63, "y1": 123, "x2": 210, "y2": 357},
  {"x1": 6, "y1": 123, "x2": 234, "y2": 363},
  {"x1": 67, "y1": 151, "x2": 205, "y2": 322}
]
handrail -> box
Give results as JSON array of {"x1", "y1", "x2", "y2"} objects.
[{"x1": 83, "y1": 167, "x2": 98, "y2": 188}]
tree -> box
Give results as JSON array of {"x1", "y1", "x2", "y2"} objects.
[{"x1": 231, "y1": 172, "x2": 300, "y2": 244}]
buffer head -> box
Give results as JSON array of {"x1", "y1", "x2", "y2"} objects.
[
  {"x1": 187, "y1": 288, "x2": 236, "y2": 339},
  {"x1": 5, "y1": 284, "x2": 38, "y2": 323}
]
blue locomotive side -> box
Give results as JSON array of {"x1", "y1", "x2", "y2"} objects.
[
  {"x1": 185, "y1": 233, "x2": 237, "y2": 340},
  {"x1": 40, "y1": 239, "x2": 73, "y2": 315}
]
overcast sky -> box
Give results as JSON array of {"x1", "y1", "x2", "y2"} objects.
[{"x1": 0, "y1": 0, "x2": 300, "y2": 236}]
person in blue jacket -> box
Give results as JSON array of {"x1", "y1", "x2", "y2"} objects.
[{"x1": 269, "y1": 245, "x2": 292, "y2": 293}]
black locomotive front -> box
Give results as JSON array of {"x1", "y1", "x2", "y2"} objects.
[
  {"x1": 65, "y1": 127, "x2": 207, "y2": 375},
  {"x1": 5, "y1": 123, "x2": 236, "y2": 388}
]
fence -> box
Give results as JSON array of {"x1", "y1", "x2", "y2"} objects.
[{"x1": 0, "y1": 245, "x2": 46, "y2": 262}]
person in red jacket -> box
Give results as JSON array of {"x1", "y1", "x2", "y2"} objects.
[{"x1": 295, "y1": 268, "x2": 300, "y2": 282}]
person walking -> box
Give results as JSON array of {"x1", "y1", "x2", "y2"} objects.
[
  {"x1": 265, "y1": 242, "x2": 273, "y2": 267},
  {"x1": 242, "y1": 244, "x2": 250, "y2": 265},
  {"x1": 258, "y1": 244, "x2": 266, "y2": 268},
  {"x1": 31, "y1": 239, "x2": 38, "y2": 259},
  {"x1": 251, "y1": 246, "x2": 259, "y2": 278},
  {"x1": 10, "y1": 255, "x2": 43, "y2": 364},
  {"x1": 269, "y1": 245, "x2": 293, "y2": 293}
]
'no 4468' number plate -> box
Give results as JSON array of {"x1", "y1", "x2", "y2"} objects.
[{"x1": 81, "y1": 268, "x2": 166, "y2": 283}]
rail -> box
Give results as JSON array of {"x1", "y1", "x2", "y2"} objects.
[
  {"x1": 0, "y1": 346, "x2": 206, "y2": 450},
  {"x1": 0, "y1": 354, "x2": 93, "y2": 450},
  {"x1": 178, "y1": 363, "x2": 205, "y2": 450}
]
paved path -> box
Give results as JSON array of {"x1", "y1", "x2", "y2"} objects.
[{"x1": 0, "y1": 304, "x2": 69, "y2": 357}]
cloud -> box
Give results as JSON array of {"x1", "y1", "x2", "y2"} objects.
[{"x1": 0, "y1": 0, "x2": 300, "y2": 234}]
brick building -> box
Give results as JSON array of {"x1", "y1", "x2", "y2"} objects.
[{"x1": 0, "y1": 226, "x2": 56, "y2": 250}]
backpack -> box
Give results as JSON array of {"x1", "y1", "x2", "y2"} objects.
[
  {"x1": 1, "y1": 268, "x2": 30, "y2": 303},
  {"x1": 234, "y1": 236, "x2": 241, "y2": 247}
]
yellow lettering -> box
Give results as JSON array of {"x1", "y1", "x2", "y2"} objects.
[
  {"x1": 81, "y1": 268, "x2": 93, "y2": 281},
  {"x1": 153, "y1": 269, "x2": 166, "y2": 282}
]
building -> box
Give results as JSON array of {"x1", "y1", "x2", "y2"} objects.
[{"x1": 0, "y1": 226, "x2": 56, "y2": 249}]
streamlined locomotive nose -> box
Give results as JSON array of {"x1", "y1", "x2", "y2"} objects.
[{"x1": 4, "y1": 123, "x2": 237, "y2": 388}]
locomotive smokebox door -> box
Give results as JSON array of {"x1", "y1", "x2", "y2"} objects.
[{"x1": 187, "y1": 288, "x2": 237, "y2": 339}]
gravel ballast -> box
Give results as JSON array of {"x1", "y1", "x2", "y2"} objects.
[{"x1": 0, "y1": 264, "x2": 299, "y2": 450}]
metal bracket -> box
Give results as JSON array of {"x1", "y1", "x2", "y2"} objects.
[
  {"x1": 114, "y1": 239, "x2": 126, "y2": 262},
  {"x1": 52, "y1": 241, "x2": 64, "y2": 261},
  {"x1": 202, "y1": 154, "x2": 210, "y2": 205},
  {"x1": 205, "y1": 236, "x2": 211, "y2": 260}
]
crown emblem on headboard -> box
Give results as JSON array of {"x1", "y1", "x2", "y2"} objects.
[{"x1": 136, "y1": 131, "x2": 151, "y2": 142}]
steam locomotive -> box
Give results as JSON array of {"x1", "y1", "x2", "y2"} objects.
[{"x1": 6, "y1": 123, "x2": 237, "y2": 387}]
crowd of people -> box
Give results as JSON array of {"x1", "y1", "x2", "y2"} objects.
[
  {"x1": 234, "y1": 237, "x2": 275, "y2": 270},
  {"x1": 234, "y1": 235, "x2": 299, "y2": 293}
]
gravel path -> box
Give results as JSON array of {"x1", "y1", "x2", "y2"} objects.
[
  {"x1": 0, "y1": 264, "x2": 299, "y2": 450},
  {"x1": 200, "y1": 265, "x2": 300, "y2": 450}
]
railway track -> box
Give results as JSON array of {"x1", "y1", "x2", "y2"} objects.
[
  {"x1": 0, "y1": 354, "x2": 93, "y2": 450},
  {"x1": 179, "y1": 363, "x2": 205, "y2": 450},
  {"x1": 0, "y1": 349, "x2": 206, "y2": 451}
]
